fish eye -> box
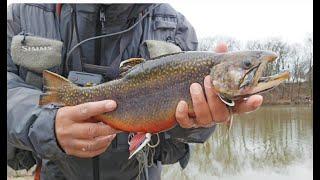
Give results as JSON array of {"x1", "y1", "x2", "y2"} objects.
[{"x1": 243, "y1": 60, "x2": 252, "y2": 69}]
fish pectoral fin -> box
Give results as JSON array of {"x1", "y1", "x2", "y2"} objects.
[
  {"x1": 128, "y1": 133, "x2": 151, "y2": 159},
  {"x1": 119, "y1": 58, "x2": 146, "y2": 77}
]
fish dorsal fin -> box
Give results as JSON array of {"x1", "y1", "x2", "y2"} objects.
[
  {"x1": 119, "y1": 58, "x2": 146, "y2": 77},
  {"x1": 119, "y1": 40, "x2": 183, "y2": 78},
  {"x1": 144, "y1": 40, "x2": 182, "y2": 59}
]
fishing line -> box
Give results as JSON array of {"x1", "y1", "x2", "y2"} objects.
[
  {"x1": 136, "y1": 146, "x2": 150, "y2": 180},
  {"x1": 128, "y1": 132, "x2": 135, "y2": 145},
  {"x1": 227, "y1": 107, "x2": 234, "y2": 132},
  {"x1": 147, "y1": 133, "x2": 160, "y2": 148},
  {"x1": 217, "y1": 94, "x2": 235, "y2": 133},
  {"x1": 135, "y1": 140, "x2": 158, "y2": 180},
  {"x1": 65, "y1": 4, "x2": 161, "y2": 73}
]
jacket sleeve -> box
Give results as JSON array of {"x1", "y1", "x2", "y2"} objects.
[
  {"x1": 166, "y1": 10, "x2": 216, "y2": 144},
  {"x1": 7, "y1": 4, "x2": 65, "y2": 160}
]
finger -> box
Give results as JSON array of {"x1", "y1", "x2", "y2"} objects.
[
  {"x1": 214, "y1": 43, "x2": 228, "y2": 53},
  {"x1": 175, "y1": 101, "x2": 196, "y2": 128},
  {"x1": 190, "y1": 83, "x2": 212, "y2": 126},
  {"x1": 63, "y1": 100, "x2": 117, "y2": 122},
  {"x1": 69, "y1": 122, "x2": 119, "y2": 139},
  {"x1": 67, "y1": 134, "x2": 116, "y2": 152},
  {"x1": 233, "y1": 95, "x2": 263, "y2": 114},
  {"x1": 203, "y1": 76, "x2": 230, "y2": 123},
  {"x1": 65, "y1": 135, "x2": 115, "y2": 158},
  {"x1": 84, "y1": 117, "x2": 100, "y2": 123}
]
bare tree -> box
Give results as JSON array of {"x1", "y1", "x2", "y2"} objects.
[
  {"x1": 198, "y1": 36, "x2": 241, "y2": 51},
  {"x1": 304, "y1": 34, "x2": 313, "y2": 99},
  {"x1": 246, "y1": 38, "x2": 290, "y2": 77}
]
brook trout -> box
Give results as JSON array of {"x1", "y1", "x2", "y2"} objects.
[{"x1": 39, "y1": 50, "x2": 289, "y2": 158}]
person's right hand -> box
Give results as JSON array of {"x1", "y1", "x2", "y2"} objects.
[{"x1": 55, "y1": 100, "x2": 119, "y2": 158}]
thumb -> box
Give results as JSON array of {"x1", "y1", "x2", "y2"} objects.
[
  {"x1": 62, "y1": 100, "x2": 117, "y2": 122},
  {"x1": 214, "y1": 43, "x2": 228, "y2": 53}
]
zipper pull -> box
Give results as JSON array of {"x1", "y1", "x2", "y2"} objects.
[
  {"x1": 100, "y1": 8, "x2": 106, "y2": 34},
  {"x1": 21, "y1": 30, "x2": 27, "y2": 45}
]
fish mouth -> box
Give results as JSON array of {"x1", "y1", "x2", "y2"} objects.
[
  {"x1": 239, "y1": 55, "x2": 290, "y2": 95},
  {"x1": 246, "y1": 71, "x2": 290, "y2": 94}
]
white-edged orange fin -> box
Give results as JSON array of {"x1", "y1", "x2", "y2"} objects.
[{"x1": 128, "y1": 133, "x2": 151, "y2": 159}]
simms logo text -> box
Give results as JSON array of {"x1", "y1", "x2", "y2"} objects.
[{"x1": 22, "y1": 46, "x2": 53, "y2": 51}]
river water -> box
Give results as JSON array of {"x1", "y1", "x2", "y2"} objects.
[{"x1": 162, "y1": 105, "x2": 313, "y2": 180}]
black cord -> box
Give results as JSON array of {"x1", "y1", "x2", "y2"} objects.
[
  {"x1": 72, "y1": 5, "x2": 85, "y2": 71},
  {"x1": 65, "y1": 4, "x2": 160, "y2": 73}
]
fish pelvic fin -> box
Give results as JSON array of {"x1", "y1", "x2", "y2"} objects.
[
  {"x1": 39, "y1": 70, "x2": 71, "y2": 106},
  {"x1": 128, "y1": 133, "x2": 151, "y2": 159}
]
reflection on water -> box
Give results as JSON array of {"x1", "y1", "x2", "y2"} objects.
[{"x1": 162, "y1": 105, "x2": 313, "y2": 180}]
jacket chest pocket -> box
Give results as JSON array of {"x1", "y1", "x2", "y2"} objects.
[
  {"x1": 152, "y1": 17, "x2": 177, "y2": 42},
  {"x1": 150, "y1": 14, "x2": 177, "y2": 42}
]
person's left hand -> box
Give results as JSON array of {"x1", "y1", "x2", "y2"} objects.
[{"x1": 175, "y1": 43, "x2": 263, "y2": 128}]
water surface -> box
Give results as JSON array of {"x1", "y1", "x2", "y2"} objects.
[{"x1": 162, "y1": 105, "x2": 313, "y2": 180}]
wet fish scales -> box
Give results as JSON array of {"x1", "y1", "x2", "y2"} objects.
[
  {"x1": 40, "y1": 52, "x2": 219, "y2": 133},
  {"x1": 39, "y1": 51, "x2": 289, "y2": 133}
]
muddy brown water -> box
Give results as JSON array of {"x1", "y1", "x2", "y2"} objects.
[{"x1": 162, "y1": 104, "x2": 313, "y2": 180}]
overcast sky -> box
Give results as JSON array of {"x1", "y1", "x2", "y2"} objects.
[
  {"x1": 7, "y1": 0, "x2": 313, "y2": 43},
  {"x1": 170, "y1": 0, "x2": 313, "y2": 43}
]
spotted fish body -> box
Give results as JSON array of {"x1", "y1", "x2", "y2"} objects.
[
  {"x1": 40, "y1": 52, "x2": 219, "y2": 133},
  {"x1": 40, "y1": 51, "x2": 289, "y2": 134}
]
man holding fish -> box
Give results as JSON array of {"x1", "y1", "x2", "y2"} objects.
[{"x1": 7, "y1": 3, "x2": 265, "y2": 180}]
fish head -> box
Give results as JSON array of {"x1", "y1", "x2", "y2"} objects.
[{"x1": 210, "y1": 51, "x2": 290, "y2": 100}]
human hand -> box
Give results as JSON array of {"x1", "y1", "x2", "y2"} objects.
[
  {"x1": 55, "y1": 100, "x2": 119, "y2": 158},
  {"x1": 175, "y1": 43, "x2": 263, "y2": 128}
]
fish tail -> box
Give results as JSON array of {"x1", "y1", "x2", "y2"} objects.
[{"x1": 39, "y1": 70, "x2": 71, "y2": 106}]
